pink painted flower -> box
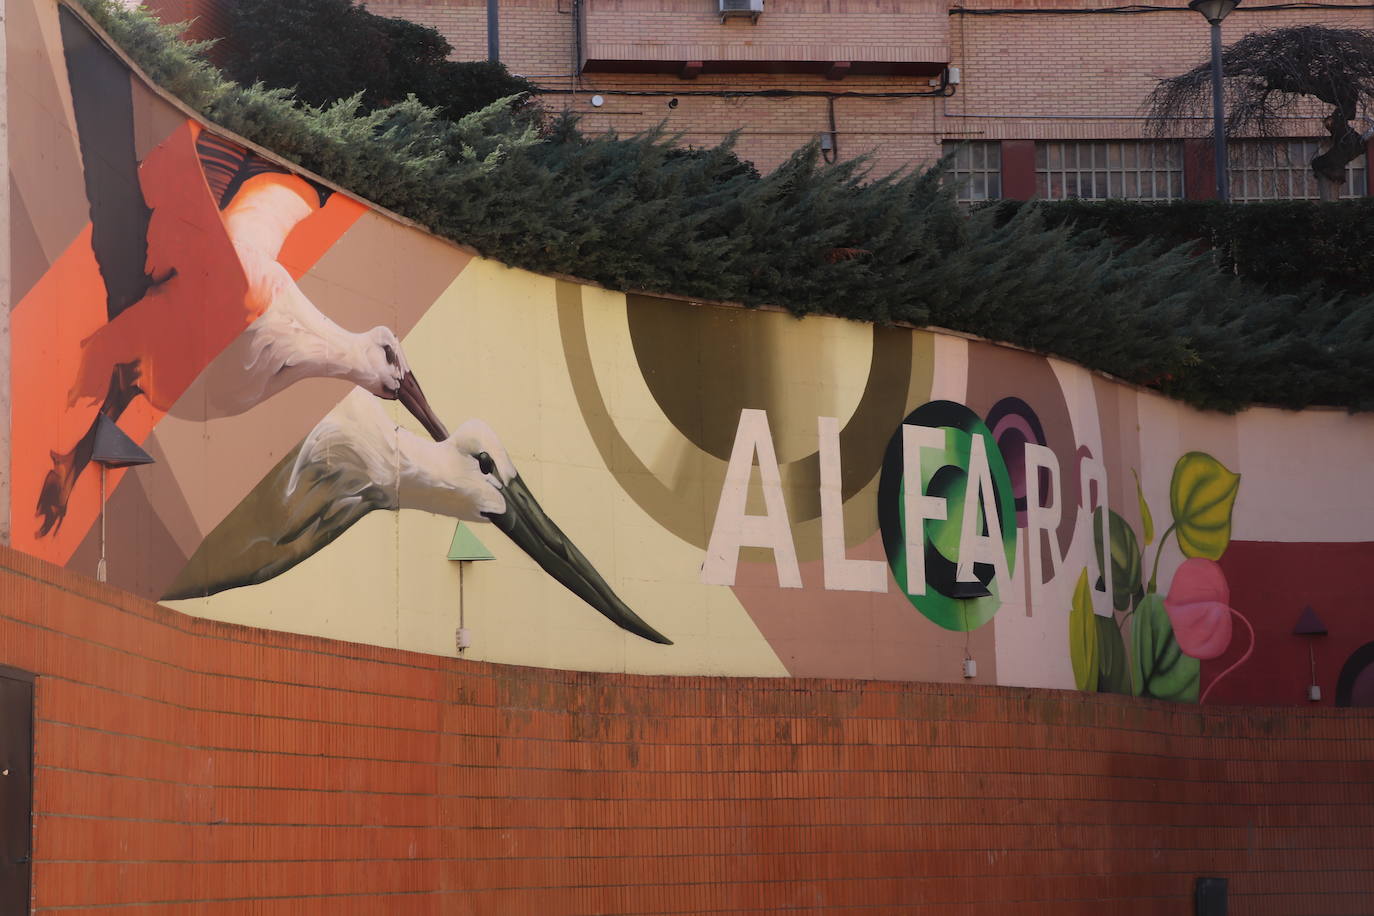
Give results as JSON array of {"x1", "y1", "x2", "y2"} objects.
[{"x1": 1164, "y1": 558, "x2": 1234, "y2": 660}]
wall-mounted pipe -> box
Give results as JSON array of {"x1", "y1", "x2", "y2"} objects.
[
  {"x1": 571, "y1": 0, "x2": 585, "y2": 85},
  {"x1": 822, "y1": 96, "x2": 839, "y2": 163},
  {"x1": 487, "y1": 0, "x2": 500, "y2": 63}
]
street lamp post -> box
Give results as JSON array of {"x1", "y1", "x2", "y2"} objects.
[{"x1": 1188, "y1": 0, "x2": 1241, "y2": 201}]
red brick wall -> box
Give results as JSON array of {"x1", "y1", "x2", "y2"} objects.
[
  {"x1": 579, "y1": 0, "x2": 948, "y2": 72},
  {"x1": 943, "y1": 2, "x2": 1346, "y2": 142},
  {"x1": 374, "y1": 0, "x2": 951, "y2": 171},
  {"x1": 1, "y1": 545, "x2": 1371, "y2": 913},
  {"x1": 364, "y1": 0, "x2": 1374, "y2": 176},
  {"x1": 154, "y1": 0, "x2": 1374, "y2": 176}
]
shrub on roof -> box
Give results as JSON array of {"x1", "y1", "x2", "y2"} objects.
[{"x1": 72, "y1": 0, "x2": 1374, "y2": 412}]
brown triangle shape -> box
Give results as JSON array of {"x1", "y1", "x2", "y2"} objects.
[{"x1": 1294, "y1": 604, "x2": 1328, "y2": 636}]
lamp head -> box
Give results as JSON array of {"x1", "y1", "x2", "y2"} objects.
[
  {"x1": 1187, "y1": 0, "x2": 1239, "y2": 24},
  {"x1": 91, "y1": 415, "x2": 155, "y2": 469}
]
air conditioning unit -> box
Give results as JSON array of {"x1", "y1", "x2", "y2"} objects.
[{"x1": 719, "y1": 0, "x2": 762, "y2": 23}]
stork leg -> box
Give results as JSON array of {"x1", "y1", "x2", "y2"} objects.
[{"x1": 36, "y1": 361, "x2": 144, "y2": 537}]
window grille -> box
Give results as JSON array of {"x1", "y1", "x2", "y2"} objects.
[
  {"x1": 943, "y1": 141, "x2": 1001, "y2": 202},
  {"x1": 1228, "y1": 140, "x2": 1367, "y2": 201},
  {"x1": 1035, "y1": 141, "x2": 1184, "y2": 201}
]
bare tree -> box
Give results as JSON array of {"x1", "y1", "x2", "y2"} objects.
[{"x1": 1146, "y1": 26, "x2": 1374, "y2": 200}]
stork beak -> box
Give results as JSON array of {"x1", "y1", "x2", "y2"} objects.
[
  {"x1": 394, "y1": 371, "x2": 449, "y2": 442},
  {"x1": 485, "y1": 476, "x2": 673, "y2": 645}
]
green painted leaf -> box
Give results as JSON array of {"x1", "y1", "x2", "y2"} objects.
[
  {"x1": 1092, "y1": 509, "x2": 1142, "y2": 612},
  {"x1": 1069, "y1": 568, "x2": 1099, "y2": 692},
  {"x1": 1130, "y1": 592, "x2": 1200, "y2": 702},
  {"x1": 1132, "y1": 468, "x2": 1154, "y2": 546},
  {"x1": 1095, "y1": 614, "x2": 1131, "y2": 695},
  {"x1": 1169, "y1": 452, "x2": 1241, "y2": 561}
]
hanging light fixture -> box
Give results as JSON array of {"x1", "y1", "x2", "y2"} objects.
[
  {"x1": 1187, "y1": 0, "x2": 1239, "y2": 23},
  {"x1": 90, "y1": 415, "x2": 155, "y2": 584},
  {"x1": 1294, "y1": 604, "x2": 1329, "y2": 702},
  {"x1": 447, "y1": 523, "x2": 496, "y2": 653}
]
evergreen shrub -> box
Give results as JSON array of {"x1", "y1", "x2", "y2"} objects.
[
  {"x1": 72, "y1": 0, "x2": 1374, "y2": 413},
  {"x1": 224, "y1": 0, "x2": 535, "y2": 122},
  {"x1": 990, "y1": 198, "x2": 1374, "y2": 299}
]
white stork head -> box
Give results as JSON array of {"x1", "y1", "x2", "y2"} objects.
[
  {"x1": 403, "y1": 417, "x2": 673, "y2": 645},
  {"x1": 356, "y1": 326, "x2": 449, "y2": 442}
]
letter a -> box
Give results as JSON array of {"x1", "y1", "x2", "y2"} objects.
[
  {"x1": 702, "y1": 409, "x2": 802, "y2": 588},
  {"x1": 956, "y1": 434, "x2": 1011, "y2": 589}
]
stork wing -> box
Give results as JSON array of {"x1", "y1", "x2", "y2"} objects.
[
  {"x1": 59, "y1": 7, "x2": 156, "y2": 321},
  {"x1": 163, "y1": 425, "x2": 398, "y2": 600}
]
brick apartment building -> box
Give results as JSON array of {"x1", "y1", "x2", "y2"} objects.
[
  {"x1": 365, "y1": 0, "x2": 1374, "y2": 201},
  {"x1": 150, "y1": 0, "x2": 1374, "y2": 200}
]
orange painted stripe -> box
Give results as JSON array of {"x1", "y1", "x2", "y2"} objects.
[{"x1": 278, "y1": 187, "x2": 365, "y2": 278}]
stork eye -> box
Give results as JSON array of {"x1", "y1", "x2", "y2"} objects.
[
  {"x1": 476, "y1": 452, "x2": 496, "y2": 476},
  {"x1": 382, "y1": 344, "x2": 399, "y2": 367}
]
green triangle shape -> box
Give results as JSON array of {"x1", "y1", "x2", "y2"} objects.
[{"x1": 447, "y1": 522, "x2": 495, "y2": 561}]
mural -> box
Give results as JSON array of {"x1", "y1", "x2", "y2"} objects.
[
  {"x1": 1072, "y1": 451, "x2": 1247, "y2": 703},
  {"x1": 14, "y1": 2, "x2": 670, "y2": 648},
  {"x1": 166, "y1": 392, "x2": 671, "y2": 644},
  {"x1": 9, "y1": 0, "x2": 1374, "y2": 702}
]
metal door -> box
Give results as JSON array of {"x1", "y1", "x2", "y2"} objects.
[{"x1": 0, "y1": 668, "x2": 33, "y2": 915}]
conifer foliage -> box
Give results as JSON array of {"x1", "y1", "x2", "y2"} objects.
[
  {"x1": 991, "y1": 197, "x2": 1374, "y2": 299},
  {"x1": 77, "y1": 0, "x2": 1374, "y2": 413},
  {"x1": 225, "y1": 0, "x2": 535, "y2": 122}
]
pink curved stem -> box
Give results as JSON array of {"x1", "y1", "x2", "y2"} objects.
[{"x1": 1199, "y1": 608, "x2": 1255, "y2": 704}]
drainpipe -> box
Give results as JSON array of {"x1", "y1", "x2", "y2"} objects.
[
  {"x1": 487, "y1": 0, "x2": 499, "y2": 63},
  {"x1": 571, "y1": 0, "x2": 585, "y2": 85}
]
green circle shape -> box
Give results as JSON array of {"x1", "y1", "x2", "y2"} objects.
[{"x1": 877, "y1": 401, "x2": 1018, "y2": 631}]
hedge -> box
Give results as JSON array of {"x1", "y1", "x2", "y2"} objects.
[
  {"x1": 990, "y1": 198, "x2": 1374, "y2": 299},
  {"x1": 70, "y1": 0, "x2": 1374, "y2": 413}
]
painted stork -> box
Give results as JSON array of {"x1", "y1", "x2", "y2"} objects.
[
  {"x1": 165, "y1": 392, "x2": 673, "y2": 645},
  {"x1": 38, "y1": 9, "x2": 445, "y2": 536}
]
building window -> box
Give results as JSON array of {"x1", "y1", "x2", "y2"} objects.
[
  {"x1": 1228, "y1": 139, "x2": 1367, "y2": 201},
  {"x1": 1035, "y1": 141, "x2": 1184, "y2": 201},
  {"x1": 944, "y1": 141, "x2": 1002, "y2": 202}
]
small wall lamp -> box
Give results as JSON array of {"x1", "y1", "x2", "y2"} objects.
[
  {"x1": 1294, "y1": 604, "x2": 1328, "y2": 702},
  {"x1": 447, "y1": 523, "x2": 496, "y2": 652},
  {"x1": 90, "y1": 415, "x2": 155, "y2": 584}
]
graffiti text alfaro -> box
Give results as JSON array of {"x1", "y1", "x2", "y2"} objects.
[{"x1": 701, "y1": 402, "x2": 1110, "y2": 632}]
